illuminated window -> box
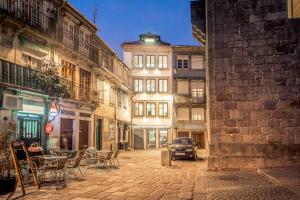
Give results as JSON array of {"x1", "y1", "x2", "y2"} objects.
[
  {"x1": 158, "y1": 79, "x2": 168, "y2": 93},
  {"x1": 145, "y1": 38, "x2": 156, "y2": 43},
  {"x1": 191, "y1": 81, "x2": 204, "y2": 100},
  {"x1": 288, "y1": 0, "x2": 300, "y2": 18},
  {"x1": 133, "y1": 55, "x2": 143, "y2": 68},
  {"x1": 79, "y1": 69, "x2": 91, "y2": 101},
  {"x1": 133, "y1": 79, "x2": 143, "y2": 92},
  {"x1": 134, "y1": 102, "x2": 144, "y2": 116},
  {"x1": 146, "y1": 103, "x2": 156, "y2": 116},
  {"x1": 146, "y1": 79, "x2": 156, "y2": 93},
  {"x1": 146, "y1": 55, "x2": 155, "y2": 69},
  {"x1": 158, "y1": 102, "x2": 168, "y2": 117},
  {"x1": 192, "y1": 108, "x2": 204, "y2": 121},
  {"x1": 158, "y1": 55, "x2": 168, "y2": 68}
]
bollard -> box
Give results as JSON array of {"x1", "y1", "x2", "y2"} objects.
[{"x1": 161, "y1": 150, "x2": 171, "y2": 166}]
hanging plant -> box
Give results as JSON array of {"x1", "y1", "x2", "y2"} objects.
[{"x1": 32, "y1": 68, "x2": 72, "y2": 98}]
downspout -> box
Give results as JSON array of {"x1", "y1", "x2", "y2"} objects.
[{"x1": 205, "y1": 0, "x2": 210, "y2": 160}]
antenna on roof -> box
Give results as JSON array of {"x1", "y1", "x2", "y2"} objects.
[{"x1": 93, "y1": 3, "x2": 98, "y2": 24}]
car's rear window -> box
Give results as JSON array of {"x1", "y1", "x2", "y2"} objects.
[{"x1": 172, "y1": 138, "x2": 193, "y2": 145}]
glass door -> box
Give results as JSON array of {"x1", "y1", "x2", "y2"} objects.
[{"x1": 18, "y1": 114, "x2": 42, "y2": 147}]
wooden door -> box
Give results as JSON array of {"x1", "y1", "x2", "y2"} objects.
[
  {"x1": 60, "y1": 118, "x2": 73, "y2": 150},
  {"x1": 79, "y1": 120, "x2": 89, "y2": 149},
  {"x1": 134, "y1": 130, "x2": 144, "y2": 150}
]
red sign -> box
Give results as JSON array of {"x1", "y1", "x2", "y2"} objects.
[
  {"x1": 45, "y1": 123, "x2": 53, "y2": 134},
  {"x1": 49, "y1": 102, "x2": 59, "y2": 116}
]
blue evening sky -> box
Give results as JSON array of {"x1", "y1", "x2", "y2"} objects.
[{"x1": 68, "y1": 0, "x2": 199, "y2": 58}]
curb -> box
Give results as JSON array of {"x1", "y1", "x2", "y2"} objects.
[{"x1": 256, "y1": 169, "x2": 281, "y2": 185}]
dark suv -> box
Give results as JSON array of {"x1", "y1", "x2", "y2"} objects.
[{"x1": 169, "y1": 137, "x2": 197, "y2": 160}]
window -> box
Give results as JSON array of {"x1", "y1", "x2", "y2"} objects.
[
  {"x1": 191, "y1": 55, "x2": 204, "y2": 69},
  {"x1": 146, "y1": 103, "x2": 156, "y2": 116},
  {"x1": 21, "y1": 0, "x2": 42, "y2": 27},
  {"x1": 117, "y1": 90, "x2": 123, "y2": 107},
  {"x1": 109, "y1": 86, "x2": 116, "y2": 105},
  {"x1": 123, "y1": 94, "x2": 128, "y2": 109},
  {"x1": 62, "y1": 60, "x2": 75, "y2": 97},
  {"x1": 146, "y1": 79, "x2": 156, "y2": 93},
  {"x1": 63, "y1": 19, "x2": 75, "y2": 47},
  {"x1": 133, "y1": 79, "x2": 143, "y2": 93},
  {"x1": 177, "y1": 80, "x2": 189, "y2": 95},
  {"x1": 22, "y1": 54, "x2": 42, "y2": 69},
  {"x1": 158, "y1": 55, "x2": 168, "y2": 69},
  {"x1": 177, "y1": 108, "x2": 189, "y2": 121},
  {"x1": 96, "y1": 79, "x2": 104, "y2": 101},
  {"x1": 158, "y1": 103, "x2": 168, "y2": 117},
  {"x1": 102, "y1": 51, "x2": 109, "y2": 69},
  {"x1": 191, "y1": 81, "x2": 204, "y2": 101},
  {"x1": 192, "y1": 108, "x2": 204, "y2": 121},
  {"x1": 159, "y1": 130, "x2": 168, "y2": 147},
  {"x1": 134, "y1": 102, "x2": 144, "y2": 116},
  {"x1": 79, "y1": 69, "x2": 91, "y2": 101},
  {"x1": 146, "y1": 55, "x2": 155, "y2": 69},
  {"x1": 177, "y1": 56, "x2": 189, "y2": 69},
  {"x1": 158, "y1": 79, "x2": 168, "y2": 93},
  {"x1": 79, "y1": 29, "x2": 90, "y2": 55},
  {"x1": 288, "y1": 0, "x2": 300, "y2": 18},
  {"x1": 133, "y1": 55, "x2": 143, "y2": 68}
]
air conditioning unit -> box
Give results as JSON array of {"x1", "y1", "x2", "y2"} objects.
[{"x1": 1, "y1": 94, "x2": 23, "y2": 110}]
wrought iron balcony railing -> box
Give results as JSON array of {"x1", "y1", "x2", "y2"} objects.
[{"x1": 0, "y1": 0, "x2": 55, "y2": 33}]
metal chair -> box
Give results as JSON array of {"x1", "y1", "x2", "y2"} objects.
[
  {"x1": 66, "y1": 149, "x2": 85, "y2": 178},
  {"x1": 111, "y1": 151, "x2": 120, "y2": 167},
  {"x1": 98, "y1": 152, "x2": 113, "y2": 168},
  {"x1": 84, "y1": 147, "x2": 98, "y2": 168}
]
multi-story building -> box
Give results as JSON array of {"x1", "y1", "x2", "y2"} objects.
[
  {"x1": 0, "y1": 0, "x2": 132, "y2": 151},
  {"x1": 123, "y1": 33, "x2": 174, "y2": 150},
  {"x1": 172, "y1": 45, "x2": 206, "y2": 157}
]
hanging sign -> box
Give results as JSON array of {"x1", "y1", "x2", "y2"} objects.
[
  {"x1": 49, "y1": 102, "x2": 59, "y2": 116},
  {"x1": 45, "y1": 123, "x2": 53, "y2": 134}
]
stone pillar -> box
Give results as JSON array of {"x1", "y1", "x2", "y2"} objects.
[{"x1": 161, "y1": 150, "x2": 171, "y2": 166}]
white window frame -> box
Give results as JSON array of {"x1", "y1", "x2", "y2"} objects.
[
  {"x1": 133, "y1": 79, "x2": 143, "y2": 93},
  {"x1": 134, "y1": 102, "x2": 144, "y2": 117},
  {"x1": 158, "y1": 79, "x2": 168, "y2": 93},
  {"x1": 146, "y1": 79, "x2": 156, "y2": 93},
  {"x1": 146, "y1": 102, "x2": 156, "y2": 117},
  {"x1": 133, "y1": 55, "x2": 143, "y2": 68},
  {"x1": 146, "y1": 55, "x2": 155, "y2": 69},
  {"x1": 158, "y1": 55, "x2": 168, "y2": 69},
  {"x1": 158, "y1": 102, "x2": 168, "y2": 117}
]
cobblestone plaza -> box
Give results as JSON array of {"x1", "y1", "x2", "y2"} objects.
[{"x1": 2, "y1": 151, "x2": 298, "y2": 200}]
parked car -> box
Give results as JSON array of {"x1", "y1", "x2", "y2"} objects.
[{"x1": 169, "y1": 137, "x2": 197, "y2": 160}]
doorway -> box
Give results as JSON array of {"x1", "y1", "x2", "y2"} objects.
[
  {"x1": 134, "y1": 130, "x2": 144, "y2": 150},
  {"x1": 191, "y1": 132, "x2": 205, "y2": 149},
  {"x1": 60, "y1": 118, "x2": 73, "y2": 150},
  {"x1": 95, "y1": 119, "x2": 102, "y2": 150},
  {"x1": 79, "y1": 120, "x2": 89, "y2": 149},
  {"x1": 18, "y1": 114, "x2": 42, "y2": 147}
]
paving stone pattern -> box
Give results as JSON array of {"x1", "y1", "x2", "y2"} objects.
[{"x1": 0, "y1": 151, "x2": 298, "y2": 200}]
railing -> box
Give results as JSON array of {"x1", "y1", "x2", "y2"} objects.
[
  {"x1": 0, "y1": 0, "x2": 54, "y2": 33},
  {"x1": 191, "y1": 97, "x2": 205, "y2": 104},
  {"x1": 0, "y1": 59, "x2": 45, "y2": 91}
]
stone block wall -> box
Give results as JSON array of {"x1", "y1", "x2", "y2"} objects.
[{"x1": 206, "y1": 0, "x2": 300, "y2": 169}]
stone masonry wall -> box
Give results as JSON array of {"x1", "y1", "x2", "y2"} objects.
[{"x1": 207, "y1": 0, "x2": 300, "y2": 169}]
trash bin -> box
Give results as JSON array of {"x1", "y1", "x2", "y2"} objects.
[{"x1": 161, "y1": 150, "x2": 171, "y2": 166}]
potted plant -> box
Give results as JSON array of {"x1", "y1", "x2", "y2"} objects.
[{"x1": 0, "y1": 118, "x2": 17, "y2": 195}]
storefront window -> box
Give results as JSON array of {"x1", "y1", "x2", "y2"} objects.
[
  {"x1": 159, "y1": 129, "x2": 168, "y2": 148},
  {"x1": 147, "y1": 130, "x2": 156, "y2": 148}
]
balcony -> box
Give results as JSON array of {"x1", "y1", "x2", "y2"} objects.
[
  {"x1": 0, "y1": 59, "x2": 45, "y2": 92},
  {"x1": 0, "y1": 0, "x2": 55, "y2": 33},
  {"x1": 174, "y1": 95, "x2": 205, "y2": 105},
  {"x1": 0, "y1": 59, "x2": 71, "y2": 98}
]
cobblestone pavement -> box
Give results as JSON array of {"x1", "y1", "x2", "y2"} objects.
[{"x1": 1, "y1": 150, "x2": 299, "y2": 200}]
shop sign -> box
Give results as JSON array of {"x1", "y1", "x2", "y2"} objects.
[
  {"x1": 45, "y1": 123, "x2": 53, "y2": 134},
  {"x1": 49, "y1": 102, "x2": 59, "y2": 116},
  {"x1": 22, "y1": 104, "x2": 44, "y2": 115}
]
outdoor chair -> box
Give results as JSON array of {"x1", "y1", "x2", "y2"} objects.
[
  {"x1": 84, "y1": 147, "x2": 98, "y2": 168},
  {"x1": 98, "y1": 152, "x2": 114, "y2": 168},
  {"x1": 47, "y1": 158, "x2": 68, "y2": 186},
  {"x1": 66, "y1": 149, "x2": 86, "y2": 178},
  {"x1": 111, "y1": 151, "x2": 120, "y2": 167}
]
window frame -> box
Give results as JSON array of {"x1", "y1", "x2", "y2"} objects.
[
  {"x1": 133, "y1": 78, "x2": 143, "y2": 93},
  {"x1": 146, "y1": 79, "x2": 156, "y2": 93},
  {"x1": 133, "y1": 55, "x2": 143, "y2": 69},
  {"x1": 191, "y1": 108, "x2": 205, "y2": 121},
  {"x1": 146, "y1": 55, "x2": 156, "y2": 69},
  {"x1": 158, "y1": 55, "x2": 168, "y2": 69},
  {"x1": 146, "y1": 102, "x2": 156, "y2": 117},
  {"x1": 158, "y1": 102, "x2": 169, "y2": 117},
  {"x1": 177, "y1": 59, "x2": 189, "y2": 69},
  {"x1": 134, "y1": 102, "x2": 144, "y2": 117},
  {"x1": 158, "y1": 79, "x2": 168, "y2": 93}
]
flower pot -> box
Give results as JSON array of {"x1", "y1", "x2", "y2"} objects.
[{"x1": 0, "y1": 177, "x2": 16, "y2": 195}]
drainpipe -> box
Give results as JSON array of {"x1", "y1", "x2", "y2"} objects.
[{"x1": 205, "y1": 0, "x2": 210, "y2": 160}]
